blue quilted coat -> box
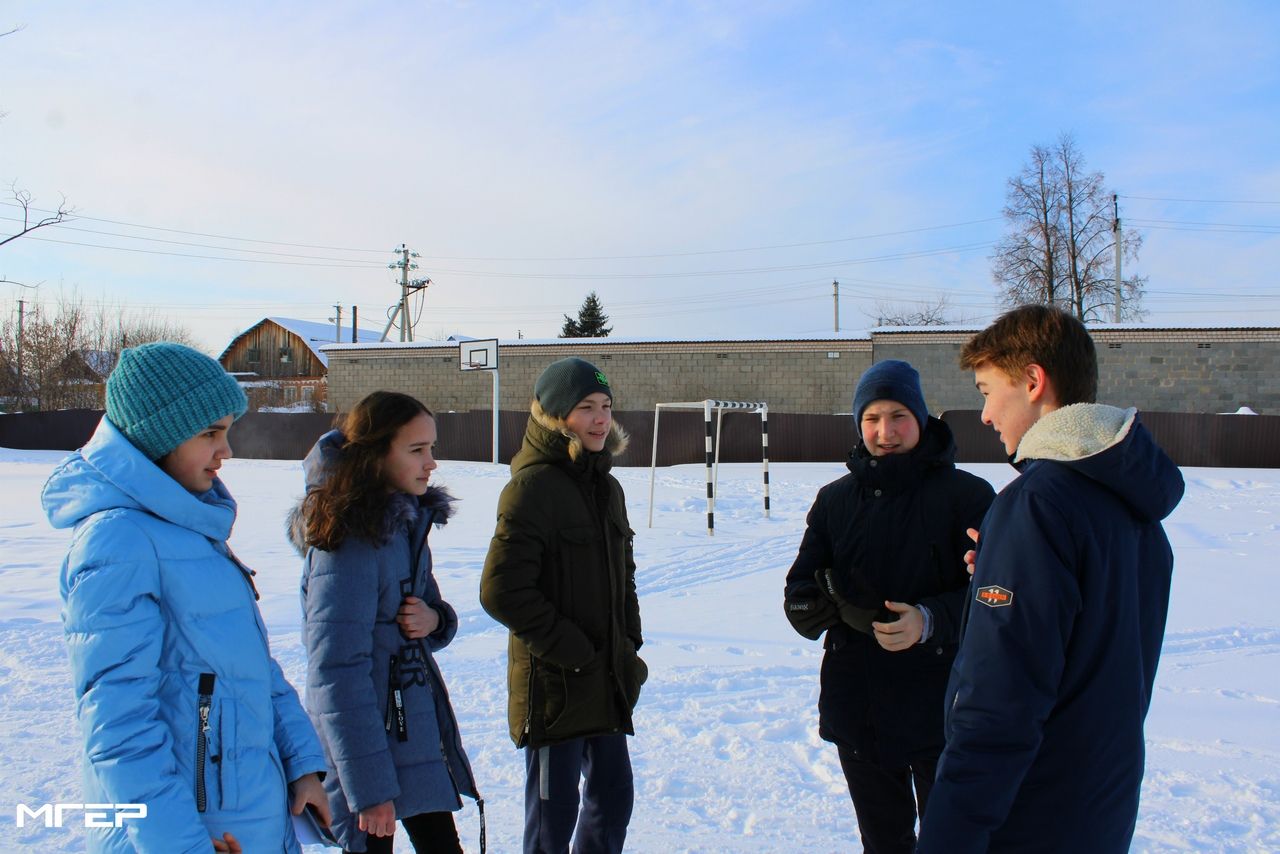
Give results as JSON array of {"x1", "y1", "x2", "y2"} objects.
[
  {"x1": 293, "y1": 430, "x2": 480, "y2": 852},
  {"x1": 42, "y1": 417, "x2": 327, "y2": 853}
]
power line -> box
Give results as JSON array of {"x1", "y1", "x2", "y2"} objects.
[
  {"x1": 420, "y1": 242, "x2": 996, "y2": 281},
  {"x1": 0, "y1": 200, "x2": 390, "y2": 253},
  {"x1": 22, "y1": 234, "x2": 386, "y2": 268},
  {"x1": 0, "y1": 214, "x2": 396, "y2": 263},
  {"x1": 16, "y1": 227, "x2": 995, "y2": 279},
  {"x1": 2, "y1": 199, "x2": 1000, "y2": 262},
  {"x1": 1128, "y1": 217, "x2": 1279, "y2": 230},
  {"x1": 1120, "y1": 194, "x2": 1280, "y2": 206},
  {"x1": 1144, "y1": 289, "x2": 1280, "y2": 300},
  {"x1": 411, "y1": 217, "x2": 1004, "y2": 262},
  {"x1": 1128, "y1": 219, "x2": 1280, "y2": 235}
]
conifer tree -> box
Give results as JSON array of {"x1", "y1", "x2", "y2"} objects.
[{"x1": 559, "y1": 291, "x2": 612, "y2": 338}]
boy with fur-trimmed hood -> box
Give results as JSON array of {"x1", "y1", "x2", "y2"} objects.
[
  {"x1": 917, "y1": 306, "x2": 1185, "y2": 853},
  {"x1": 480, "y1": 357, "x2": 647, "y2": 854}
]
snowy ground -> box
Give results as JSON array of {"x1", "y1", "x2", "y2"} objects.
[{"x1": 1, "y1": 449, "x2": 1276, "y2": 852}]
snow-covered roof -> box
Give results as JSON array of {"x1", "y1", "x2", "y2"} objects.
[
  {"x1": 314, "y1": 321, "x2": 1280, "y2": 354},
  {"x1": 320, "y1": 330, "x2": 875, "y2": 352},
  {"x1": 222, "y1": 317, "x2": 385, "y2": 368},
  {"x1": 871, "y1": 322, "x2": 1280, "y2": 333},
  {"x1": 78, "y1": 349, "x2": 117, "y2": 378}
]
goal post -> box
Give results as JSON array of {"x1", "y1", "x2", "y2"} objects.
[{"x1": 647, "y1": 399, "x2": 770, "y2": 535}]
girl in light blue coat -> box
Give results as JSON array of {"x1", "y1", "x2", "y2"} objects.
[
  {"x1": 293, "y1": 391, "x2": 481, "y2": 854},
  {"x1": 42, "y1": 342, "x2": 330, "y2": 854}
]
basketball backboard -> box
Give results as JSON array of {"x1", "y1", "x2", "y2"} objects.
[{"x1": 458, "y1": 338, "x2": 499, "y2": 371}]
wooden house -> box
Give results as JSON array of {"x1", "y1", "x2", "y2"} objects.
[{"x1": 219, "y1": 317, "x2": 383, "y2": 410}]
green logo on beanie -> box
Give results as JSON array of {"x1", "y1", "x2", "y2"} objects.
[{"x1": 595, "y1": 371, "x2": 609, "y2": 386}]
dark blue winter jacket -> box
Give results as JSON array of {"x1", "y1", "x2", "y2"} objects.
[
  {"x1": 293, "y1": 430, "x2": 479, "y2": 851},
  {"x1": 918, "y1": 405, "x2": 1184, "y2": 853},
  {"x1": 785, "y1": 417, "x2": 995, "y2": 766}
]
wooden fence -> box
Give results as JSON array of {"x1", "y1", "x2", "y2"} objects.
[{"x1": 3, "y1": 408, "x2": 1278, "y2": 468}]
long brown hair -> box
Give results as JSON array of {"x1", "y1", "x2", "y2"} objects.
[{"x1": 303, "y1": 390, "x2": 434, "y2": 550}]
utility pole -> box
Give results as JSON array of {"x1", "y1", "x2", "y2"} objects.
[
  {"x1": 3, "y1": 279, "x2": 38, "y2": 411},
  {"x1": 1113, "y1": 195, "x2": 1123, "y2": 323},
  {"x1": 332, "y1": 303, "x2": 343, "y2": 343},
  {"x1": 351, "y1": 306, "x2": 358, "y2": 343},
  {"x1": 16, "y1": 299, "x2": 24, "y2": 412},
  {"x1": 385, "y1": 245, "x2": 431, "y2": 342},
  {"x1": 832, "y1": 279, "x2": 840, "y2": 333},
  {"x1": 398, "y1": 245, "x2": 410, "y2": 341}
]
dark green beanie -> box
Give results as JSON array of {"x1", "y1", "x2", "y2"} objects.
[{"x1": 534, "y1": 357, "x2": 613, "y2": 419}]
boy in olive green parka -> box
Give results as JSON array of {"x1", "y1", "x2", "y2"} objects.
[{"x1": 480, "y1": 357, "x2": 646, "y2": 854}]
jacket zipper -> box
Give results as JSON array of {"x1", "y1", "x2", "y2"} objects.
[
  {"x1": 597, "y1": 487, "x2": 628, "y2": 724},
  {"x1": 195, "y1": 672, "x2": 215, "y2": 812},
  {"x1": 222, "y1": 543, "x2": 260, "y2": 601},
  {"x1": 387, "y1": 654, "x2": 408, "y2": 741},
  {"x1": 523, "y1": 652, "x2": 535, "y2": 742},
  {"x1": 425, "y1": 658, "x2": 487, "y2": 853}
]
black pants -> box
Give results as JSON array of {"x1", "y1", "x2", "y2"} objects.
[
  {"x1": 836, "y1": 742, "x2": 936, "y2": 854},
  {"x1": 346, "y1": 810, "x2": 462, "y2": 854}
]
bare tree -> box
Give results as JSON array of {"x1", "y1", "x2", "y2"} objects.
[
  {"x1": 2, "y1": 27, "x2": 73, "y2": 249},
  {"x1": 992, "y1": 144, "x2": 1061, "y2": 308},
  {"x1": 0, "y1": 26, "x2": 19, "y2": 121},
  {"x1": 0, "y1": 294, "x2": 90, "y2": 410},
  {"x1": 868, "y1": 295, "x2": 967, "y2": 327},
  {"x1": 1, "y1": 185, "x2": 73, "y2": 249},
  {"x1": 991, "y1": 134, "x2": 1145, "y2": 321},
  {"x1": 1, "y1": 289, "x2": 195, "y2": 411}
]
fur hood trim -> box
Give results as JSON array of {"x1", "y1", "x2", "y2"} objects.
[
  {"x1": 1015, "y1": 403, "x2": 1137, "y2": 464},
  {"x1": 286, "y1": 482, "x2": 455, "y2": 556},
  {"x1": 530, "y1": 399, "x2": 629, "y2": 461}
]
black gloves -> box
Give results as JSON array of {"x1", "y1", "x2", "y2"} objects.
[
  {"x1": 784, "y1": 587, "x2": 838, "y2": 640},
  {"x1": 787, "y1": 569, "x2": 900, "y2": 640},
  {"x1": 815, "y1": 568, "x2": 885, "y2": 635}
]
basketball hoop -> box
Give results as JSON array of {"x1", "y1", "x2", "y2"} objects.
[
  {"x1": 459, "y1": 339, "x2": 498, "y2": 372},
  {"x1": 458, "y1": 339, "x2": 500, "y2": 463}
]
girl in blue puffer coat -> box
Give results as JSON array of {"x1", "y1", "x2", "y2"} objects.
[
  {"x1": 42, "y1": 342, "x2": 330, "y2": 854},
  {"x1": 293, "y1": 390, "x2": 481, "y2": 854}
]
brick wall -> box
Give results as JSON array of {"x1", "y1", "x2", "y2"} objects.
[
  {"x1": 325, "y1": 329, "x2": 1280, "y2": 416},
  {"x1": 327, "y1": 340, "x2": 874, "y2": 415}
]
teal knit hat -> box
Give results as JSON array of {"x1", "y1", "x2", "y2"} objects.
[{"x1": 105, "y1": 342, "x2": 248, "y2": 460}]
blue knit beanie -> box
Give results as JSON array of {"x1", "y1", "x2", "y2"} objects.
[
  {"x1": 852, "y1": 359, "x2": 928, "y2": 429},
  {"x1": 106, "y1": 342, "x2": 248, "y2": 460},
  {"x1": 534, "y1": 357, "x2": 613, "y2": 419}
]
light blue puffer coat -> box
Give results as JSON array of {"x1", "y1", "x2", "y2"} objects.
[
  {"x1": 293, "y1": 430, "x2": 480, "y2": 852},
  {"x1": 42, "y1": 417, "x2": 327, "y2": 854}
]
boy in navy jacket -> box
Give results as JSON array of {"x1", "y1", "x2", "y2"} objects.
[{"x1": 917, "y1": 306, "x2": 1184, "y2": 853}]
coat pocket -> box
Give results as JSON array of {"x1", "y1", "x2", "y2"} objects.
[
  {"x1": 622, "y1": 647, "x2": 648, "y2": 711},
  {"x1": 215, "y1": 699, "x2": 238, "y2": 810},
  {"x1": 555, "y1": 525, "x2": 602, "y2": 618},
  {"x1": 557, "y1": 525, "x2": 601, "y2": 571},
  {"x1": 540, "y1": 652, "x2": 603, "y2": 734},
  {"x1": 195, "y1": 675, "x2": 213, "y2": 813},
  {"x1": 194, "y1": 673, "x2": 227, "y2": 814},
  {"x1": 540, "y1": 660, "x2": 571, "y2": 731},
  {"x1": 192, "y1": 673, "x2": 244, "y2": 814}
]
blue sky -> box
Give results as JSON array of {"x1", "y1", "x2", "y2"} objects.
[{"x1": 2, "y1": 1, "x2": 1278, "y2": 352}]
